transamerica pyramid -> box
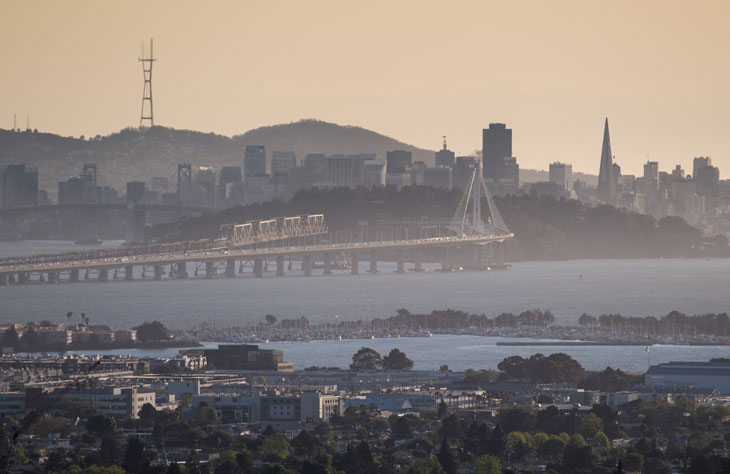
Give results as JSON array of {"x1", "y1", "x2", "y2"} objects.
[{"x1": 597, "y1": 118, "x2": 616, "y2": 203}]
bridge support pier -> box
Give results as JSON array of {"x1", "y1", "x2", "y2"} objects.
[
  {"x1": 0, "y1": 274, "x2": 6, "y2": 285},
  {"x1": 7, "y1": 274, "x2": 15, "y2": 284},
  {"x1": 323, "y1": 253, "x2": 332, "y2": 275},
  {"x1": 441, "y1": 248, "x2": 451, "y2": 272},
  {"x1": 276, "y1": 256, "x2": 285, "y2": 277},
  {"x1": 350, "y1": 253, "x2": 359, "y2": 275},
  {"x1": 154, "y1": 265, "x2": 163, "y2": 280},
  {"x1": 176, "y1": 263, "x2": 188, "y2": 279},
  {"x1": 205, "y1": 261, "x2": 215, "y2": 278},
  {"x1": 125, "y1": 265, "x2": 133, "y2": 281},
  {"x1": 225, "y1": 260, "x2": 235, "y2": 278},
  {"x1": 47, "y1": 272, "x2": 57, "y2": 283},
  {"x1": 414, "y1": 251, "x2": 423, "y2": 272},
  {"x1": 493, "y1": 242, "x2": 504, "y2": 266},
  {"x1": 39, "y1": 273, "x2": 45, "y2": 282},
  {"x1": 396, "y1": 251, "x2": 405, "y2": 273},
  {"x1": 70, "y1": 269, "x2": 79, "y2": 282},
  {"x1": 369, "y1": 250, "x2": 377, "y2": 273},
  {"x1": 254, "y1": 258, "x2": 264, "y2": 278},
  {"x1": 17, "y1": 272, "x2": 27, "y2": 284},
  {"x1": 303, "y1": 255, "x2": 312, "y2": 276},
  {"x1": 99, "y1": 269, "x2": 109, "y2": 282}
]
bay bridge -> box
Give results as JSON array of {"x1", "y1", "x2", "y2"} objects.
[{"x1": 0, "y1": 167, "x2": 514, "y2": 285}]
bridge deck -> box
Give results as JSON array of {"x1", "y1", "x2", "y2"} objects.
[{"x1": 0, "y1": 234, "x2": 512, "y2": 274}]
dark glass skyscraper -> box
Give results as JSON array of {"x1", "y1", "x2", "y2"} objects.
[
  {"x1": 244, "y1": 145, "x2": 267, "y2": 177},
  {"x1": 482, "y1": 123, "x2": 512, "y2": 180}
]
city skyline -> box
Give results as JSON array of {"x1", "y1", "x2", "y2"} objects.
[{"x1": 2, "y1": 0, "x2": 729, "y2": 178}]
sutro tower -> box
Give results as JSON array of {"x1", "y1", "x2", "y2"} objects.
[{"x1": 138, "y1": 39, "x2": 156, "y2": 128}]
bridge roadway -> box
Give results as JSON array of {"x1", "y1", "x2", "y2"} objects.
[{"x1": 0, "y1": 233, "x2": 512, "y2": 284}]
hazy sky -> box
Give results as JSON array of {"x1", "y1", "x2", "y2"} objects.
[{"x1": 2, "y1": 0, "x2": 729, "y2": 176}]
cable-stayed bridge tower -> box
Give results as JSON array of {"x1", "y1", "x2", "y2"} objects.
[{"x1": 450, "y1": 163, "x2": 511, "y2": 237}]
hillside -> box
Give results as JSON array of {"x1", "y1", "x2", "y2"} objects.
[{"x1": 0, "y1": 120, "x2": 435, "y2": 197}]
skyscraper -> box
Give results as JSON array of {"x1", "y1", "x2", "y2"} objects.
[
  {"x1": 386, "y1": 150, "x2": 412, "y2": 174},
  {"x1": 435, "y1": 137, "x2": 455, "y2": 168},
  {"x1": 244, "y1": 145, "x2": 267, "y2": 177},
  {"x1": 549, "y1": 162, "x2": 572, "y2": 191},
  {"x1": 597, "y1": 118, "x2": 616, "y2": 203},
  {"x1": 482, "y1": 123, "x2": 512, "y2": 180},
  {"x1": 482, "y1": 123, "x2": 519, "y2": 195}
]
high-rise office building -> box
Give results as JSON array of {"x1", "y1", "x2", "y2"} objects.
[
  {"x1": 326, "y1": 155, "x2": 365, "y2": 188},
  {"x1": 452, "y1": 156, "x2": 477, "y2": 191},
  {"x1": 271, "y1": 151, "x2": 297, "y2": 175},
  {"x1": 386, "y1": 150, "x2": 412, "y2": 174},
  {"x1": 423, "y1": 167, "x2": 452, "y2": 189},
  {"x1": 482, "y1": 123, "x2": 512, "y2": 180},
  {"x1": 643, "y1": 161, "x2": 659, "y2": 190},
  {"x1": 363, "y1": 159, "x2": 386, "y2": 187},
  {"x1": 482, "y1": 123, "x2": 519, "y2": 195},
  {"x1": 435, "y1": 137, "x2": 455, "y2": 168},
  {"x1": 1, "y1": 164, "x2": 38, "y2": 209},
  {"x1": 695, "y1": 162, "x2": 720, "y2": 197},
  {"x1": 244, "y1": 145, "x2": 267, "y2": 177},
  {"x1": 597, "y1": 118, "x2": 616, "y2": 203},
  {"x1": 549, "y1": 162, "x2": 573, "y2": 191},
  {"x1": 693, "y1": 157, "x2": 711, "y2": 179}
]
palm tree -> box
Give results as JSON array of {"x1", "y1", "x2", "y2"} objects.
[
  {"x1": 82, "y1": 313, "x2": 89, "y2": 326},
  {"x1": 66, "y1": 312, "x2": 73, "y2": 324}
]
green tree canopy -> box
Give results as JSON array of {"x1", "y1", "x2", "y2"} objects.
[
  {"x1": 382, "y1": 348, "x2": 414, "y2": 371},
  {"x1": 350, "y1": 347, "x2": 382, "y2": 370}
]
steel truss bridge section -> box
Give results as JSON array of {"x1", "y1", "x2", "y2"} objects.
[{"x1": 0, "y1": 214, "x2": 328, "y2": 269}]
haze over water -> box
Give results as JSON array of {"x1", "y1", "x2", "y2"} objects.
[{"x1": 1, "y1": 241, "x2": 729, "y2": 331}]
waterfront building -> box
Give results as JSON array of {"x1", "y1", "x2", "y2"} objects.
[
  {"x1": 646, "y1": 361, "x2": 730, "y2": 394},
  {"x1": 203, "y1": 344, "x2": 293, "y2": 371}
]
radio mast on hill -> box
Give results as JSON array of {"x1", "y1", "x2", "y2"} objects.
[{"x1": 138, "y1": 39, "x2": 156, "y2": 128}]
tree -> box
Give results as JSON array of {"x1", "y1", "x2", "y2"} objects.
[
  {"x1": 138, "y1": 402, "x2": 157, "y2": 421},
  {"x1": 578, "y1": 413, "x2": 604, "y2": 438},
  {"x1": 122, "y1": 437, "x2": 148, "y2": 474},
  {"x1": 390, "y1": 416, "x2": 413, "y2": 440},
  {"x1": 350, "y1": 347, "x2": 382, "y2": 370},
  {"x1": 440, "y1": 364, "x2": 450, "y2": 373},
  {"x1": 86, "y1": 414, "x2": 116, "y2": 438},
  {"x1": 2, "y1": 326, "x2": 19, "y2": 348},
  {"x1": 66, "y1": 311, "x2": 73, "y2": 324},
  {"x1": 382, "y1": 348, "x2": 414, "y2": 370},
  {"x1": 437, "y1": 439, "x2": 457, "y2": 474},
  {"x1": 407, "y1": 458, "x2": 445, "y2": 474},
  {"x1": 133, "y1": 321, "x2": 170, "y2": 342},
  {"x1": 186, "y1": 450, "x2": 202, "y2": 474},
  {"x1": 475, "y1": 454, "x2": 501, "y2": 474},
  {"x1": 265, "y1": 314, "x2": 277, "y2": 326},
  {"x1": 591, "y1": 431, "x2": 610, "y2": 453}
]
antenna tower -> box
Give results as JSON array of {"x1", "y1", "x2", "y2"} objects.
[{"x1": 138, "y1": 39, "x2": 156, "y2": 128}]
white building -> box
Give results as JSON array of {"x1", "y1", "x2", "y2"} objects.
[{"x1": 363, "y1": 159, "x2": 386, "y2": 187}]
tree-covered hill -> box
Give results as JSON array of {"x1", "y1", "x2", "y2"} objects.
[
  {"x1": 0, "y1": 120, "x2": 434, "y2": 197},
  {"x1": 147, "y1": 187, "x2": 727, "y2": 261}
]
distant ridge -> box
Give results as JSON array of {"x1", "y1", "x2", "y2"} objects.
[{"x1": 0, "y1": 119, "x2": 435, "y2": 196}]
